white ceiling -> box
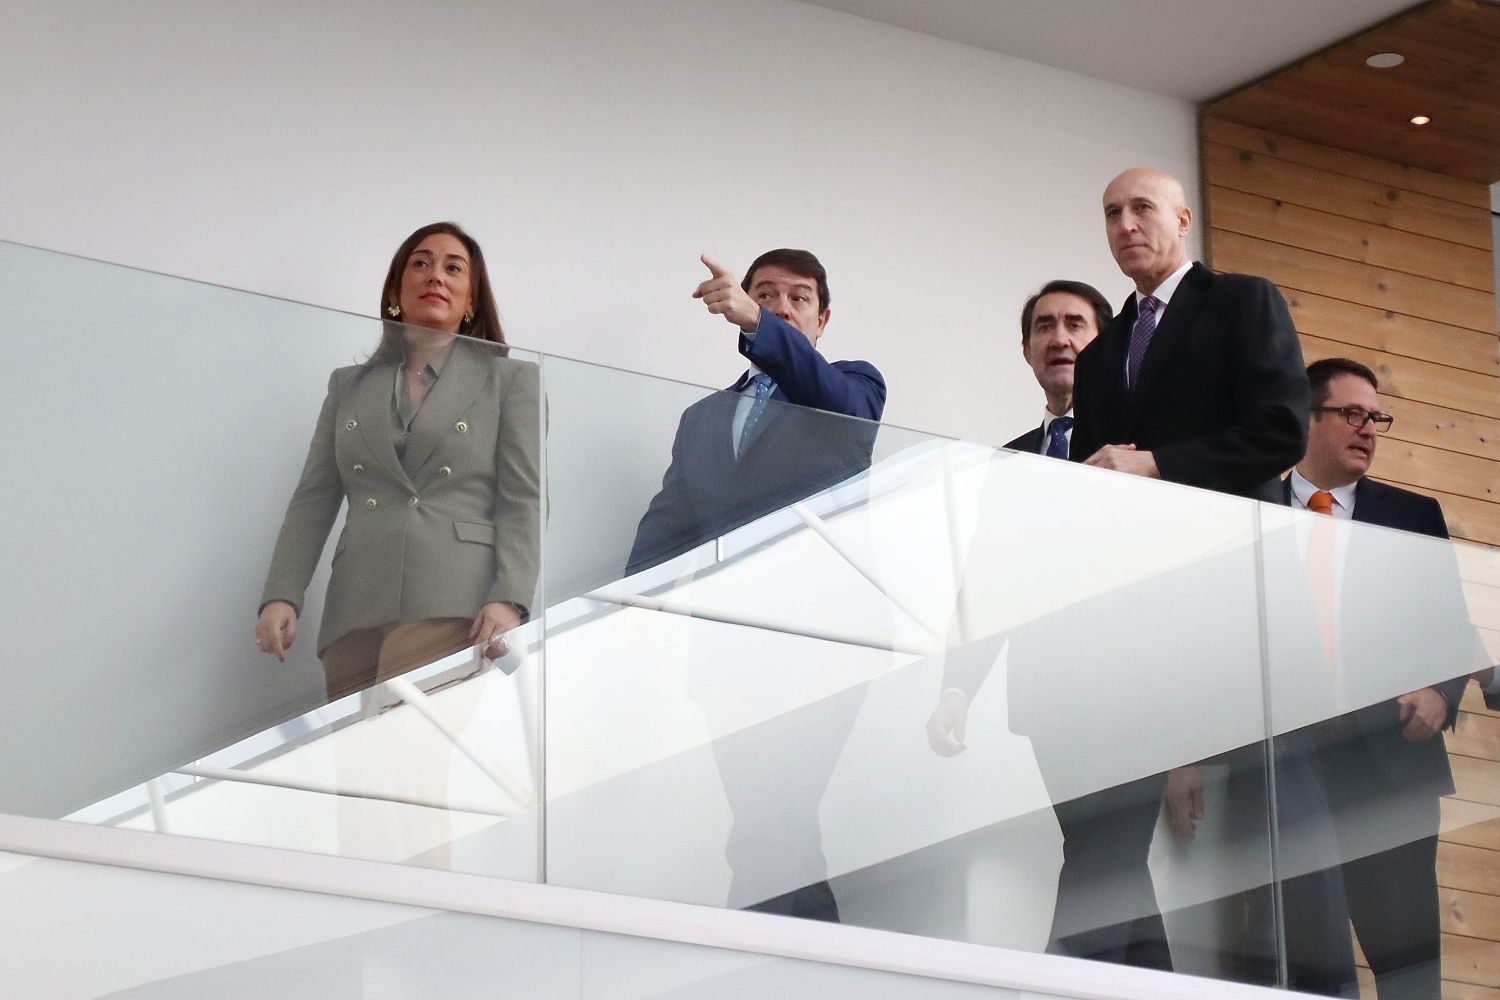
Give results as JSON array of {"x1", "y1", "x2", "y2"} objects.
[{"x1": 802, "y1": 0, "x2": 1421, "y2": 102}]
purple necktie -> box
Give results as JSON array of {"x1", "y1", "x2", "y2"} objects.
[{"x1": 1126, "y1": 295, "x2": 1161, "y2": 387}]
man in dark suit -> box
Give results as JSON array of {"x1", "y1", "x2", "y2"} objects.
[
  {"x1": 1072, "y1": 167, "x2": 1308, "y2": 501},
  {"x1": 1002, "y1": 280, "x2": 1113, "y2": 458},
  {"x1": 929, "y1": 277, "x2": 1187, "y2": 969},
  {"x1": 627, "y1": 249, "x2": 885, "y2": 923},
  {"x1": 1275, "y1": 357, "x2": 1470, "y2": 1000},
  {"x1": 1035, "y1": 166, "x2": 1306, "y2": 973}
]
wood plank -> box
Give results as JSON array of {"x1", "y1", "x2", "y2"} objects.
[
  {"x1": 1462, "y1": 547, "x2": 1500, "y2": 590},
  {"x1": 1443, "y1": 797, "x2": 1500, "y2": 849},
  {"x1": 1201, "y1": 117, "x2": 1489, "y2": 209},
  {"x1": 1320, "y1": 28, "x2": 1500, "y2": 113},
  {"x1": 1319, "y1": 27, "x2": 1500, "y2": 111},
  {"x1": 1252, "y1": 64, "x2": 1500, "y2": 152},
  {"x1": 1445, "y1": 932, "x2": 1500, "y2": 989},
  {"x1": 1356, "y1": 438, "x2": 1500, "y2": 507},
  {"x1": 1281, "y1": 289, "x2": 1499, "y2": 378},
  {"x1": 1446, "y1": 886, "x2": 1500, "y2": 943},
  {"x1": 1384, "y1": 4, "x2": 1500, "y2": 63},
  {"x1": 1429, "y1": 0, "x2": 1500, "y2": 44},
  {"x1": 1299, "y1": 335, "x2": 1500, "y2": 421},
  {"x1": 1463, "y1": 684, "x2": 1500, "y2": 720},
  {"x1": 1455, "y1": 756, "x2": 1500, "y2": 809},
  {"x1": 1439, "y1": 842, "x2": 1500, "y2": 895},
  {"x1": 1207, "y1": 92, "x2": 1500, "y2": 185},
  {"x1": 1381, "y1": 397, "x2": 1500, "y2": 466},
  {"x1": 1452, "y1": 712, "x2": 1500, "y2": 762},
  {"x1": 1203, "y1": 141, "x2": 1495, "y2": 248},
  {"x1": 1442, "y1": 979, "x2": 1500, "y2": 1000},
  {"x1": 1464, "y1": 581, "x2": 1500, "y2": 635},
  {"x1": 1209, "y1": 186, "x2": 1495, "y2": 292},
  {"x1": 1213, "y1": 232, "x2": 1496, "y2": 333}
]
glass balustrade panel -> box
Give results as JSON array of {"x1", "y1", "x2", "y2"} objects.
[
  {"x1": 540, "y1": 350, "x2": 1276, "y2": 984},
  {"x1": 1259, "y1": 502, "x2": 1498, "y2": 998},
  {"x1": 0, "y1": 239, "x2": 543, "y2": 881}
]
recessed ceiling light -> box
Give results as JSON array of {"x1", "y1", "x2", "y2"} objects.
[
  {"x1": 1366, "y1": 52, "x2": 1405, "y2": 68},
  {"x1": 1410, "y1": 115, "x2": 1431, "y2": 126}
]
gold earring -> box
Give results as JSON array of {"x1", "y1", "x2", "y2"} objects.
[
  {"x1": 464, "y1": 308, "x2": 475, "y2": 323},
  {"x1": 387, "y1": 303, "x2": 401, "y2": 318}
]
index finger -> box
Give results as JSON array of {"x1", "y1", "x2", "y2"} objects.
[{"x1": 700, "y1": 254, "x2": 730, "y2": 279}]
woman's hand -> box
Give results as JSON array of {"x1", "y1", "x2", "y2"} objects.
[
  {"x1": 470, "y1": 602, "x2": 522, "y2": 661},
  {"x1": 256, "y1": 601, "x2": 299, "y2": 662}
]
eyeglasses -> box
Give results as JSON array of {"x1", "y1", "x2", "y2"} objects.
[{"x1": 1312, "y1": 405, "x2": 1393, "y2": 433}]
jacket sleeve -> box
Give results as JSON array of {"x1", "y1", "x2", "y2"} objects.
[
  {"x1": 1411, "y1": 494, "x2": 1471, "y2": 729},
  {"x1": 260, "y1": 369, "x2": 347, "y2": 615},
  {"x1": 487, "y1": 360, "x2": 543, "y2": 617},
  {"x1": 740, "y1": 310, "x2": 886, "y2": 421},
  {"x1": 1152, "y1": 278, "x2": 1310, "y2": 494}
]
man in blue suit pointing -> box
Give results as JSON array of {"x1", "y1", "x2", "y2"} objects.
[
  {"x1": 627, "y1": 249, "x2": 886, "y2": 575},
  {"x1": 626, "y1": 249, "x2": 886, "y2": 923}
]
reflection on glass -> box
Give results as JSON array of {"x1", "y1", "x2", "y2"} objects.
[{"x1": 1262, "y1": 502, "x2": 1491, "y2": 999}]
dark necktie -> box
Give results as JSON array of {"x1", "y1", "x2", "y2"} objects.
[
  {"x1": 1044, "y1": 416, "x2": 1073, "y2": 459},
  {"x1": 1127, "y1": 295, "x2": 1161, "y2": 387},
  {"x1": 738, "y1": 373, "x2": 775, "y2": 455}
]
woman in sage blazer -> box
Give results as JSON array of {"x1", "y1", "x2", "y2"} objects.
[{"x1": 255, "y1": 222, "x2": 541, "y2": 699}]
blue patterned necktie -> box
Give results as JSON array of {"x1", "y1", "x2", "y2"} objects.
[
  {"x1": 738, "y1": 373, "x2": 775, "y2": 455},
  {"x1": 1044, "y1": 415, "x2": 1073, "y2": 459},
  {"x1": 1126, "y1": 295, "x2": 1161, "y2": 387}
]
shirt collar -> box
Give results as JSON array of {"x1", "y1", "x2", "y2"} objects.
[
  {"x1": 399, "y1": 337, "x2": 458, "y2": 379},
  {"x1": 1041, "y1": 406, "x2": 1074, "y2": 435},
  {"x1": 1288, "y1": 468, "x2": 1358, "y2": 514},
  {"x1": 1134, "y1": 260, "x2": 1193, "y2": 312}
]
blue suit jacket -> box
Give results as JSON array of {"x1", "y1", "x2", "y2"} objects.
[{"x1": 626, "y1": 311, "x2": 885, "y2": 576}]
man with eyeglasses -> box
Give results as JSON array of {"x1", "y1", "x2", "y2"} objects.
[{"x1": 1282, "y1": 356, "x2": 1466, "y2": 1000}]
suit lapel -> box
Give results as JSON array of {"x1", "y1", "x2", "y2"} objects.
[
  {"x1": 404, "y1": 340, "x2": 487, "y2": 479},
  {"x1": 1132, "y1": 263, "x2": 1211, "y2": 402},
  {"x1": 350, "y1": 366, "x2": 410, "y2": 488},
  {"x1": 1350, "y1": 477, "x2": 1385, "y2": 526}
]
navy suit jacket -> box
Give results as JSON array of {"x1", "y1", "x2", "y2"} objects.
[
  {"x1": 626, "y1": 311, "x2": 885, "y2": 576},
  {"x1": 1072, "y1": 263, "x2": 1309, "y2": 502},
  {"x1": 1003, "y1": 425, "x2": 1045, "y2": 455},
  {"x1": 1284, "y1": 477, "x2": 1470, "y2": 796}
]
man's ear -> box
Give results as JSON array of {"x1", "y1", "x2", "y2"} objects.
[
  {"x1": 812, "y1": 308, "x2": 831, "y2": 343},
  {"x1": 1178, "y1": 206, "x2": 1193, "y2": 238},
  {"x1": 1022, "y1": 337, "x2": 1034, "y2": 365}
]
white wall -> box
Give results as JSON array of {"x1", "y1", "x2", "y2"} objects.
[{"x1": 0, "y1": 0, "x2": 1198, "y2": 445}]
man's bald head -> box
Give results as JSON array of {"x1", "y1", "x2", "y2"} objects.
[{"x1": 1103, "y1": 168, "x2": 1193, "y2": 294}]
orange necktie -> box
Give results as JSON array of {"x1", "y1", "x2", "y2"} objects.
[{"x1": 1306, "y1": 490, "x2": 1338, "y2": 670}]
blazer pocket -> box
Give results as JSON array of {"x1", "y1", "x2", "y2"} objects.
[{"x1": 454, "y1": 520, "x2": 497, "y2": 546}]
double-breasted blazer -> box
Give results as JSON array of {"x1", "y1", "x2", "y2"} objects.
[
  {"x1": 261, "y1": 336, "x2": 541, "y2": 654},
  {"x1": 1071, "y1": 262, "x2": 1309, "y2": 502}
]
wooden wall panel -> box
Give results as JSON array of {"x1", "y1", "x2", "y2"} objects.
[
  {"x1": 1203, "y1": 119, "x2": 1487, "y2": 208},
  {"x1": 1205, "y1": 112, "x2": 1500, "y2": 1000},
  {"x1": 1202, "y1": 125, "x2": 1499, "y2": 545},
  {"x1": 1210, "y1": 187, "x2": 1494, "y2": 291},
  {"x1": 1203, "y1": 142, "x2": 1493, "y2": 247},
  {"x1": 1284, "y1": 292, "x2": 1498, "y2": 378},
  {"x1": 1211, "y1": 231, "x2": 1494, "y2": 332},
  {"x1": 1296, "y1": 335, "x2": 1500, "y2": 421}
]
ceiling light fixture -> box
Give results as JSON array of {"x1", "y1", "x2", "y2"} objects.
[
  {"x1": 1410, "y1": 115, "x2": 1431, "y2": 126},
  {"x1": 1366, "y1": 52, "x2": 1405, "y2": 68}
]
